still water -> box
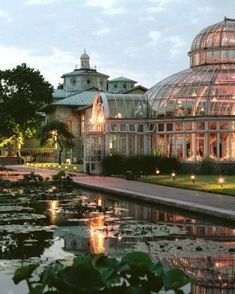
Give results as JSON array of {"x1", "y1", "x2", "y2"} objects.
[{"x1": 1, "y1": 188, "x2": 235, "y2": 294}]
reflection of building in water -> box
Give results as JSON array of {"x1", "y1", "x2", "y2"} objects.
[
  {"x1": 57, "y1": 216, "x2": 106, "y2": 254},
  {"x1": 166, "y1": 256, "x2": 235, "y2": 294},
  {"x1": 111, "y1": 200, "x2": 235, "y2": 240},
  {"x1": 64, "y1": 226, "x2": 90, "y2": 252}
]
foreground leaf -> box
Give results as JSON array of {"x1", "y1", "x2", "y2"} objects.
[
  {"x1": 13, "y1": 263, "x2": 39, "y2": 284},
  {"x1": 163, "y1": 268, "x2": 191, "y2": 290}
]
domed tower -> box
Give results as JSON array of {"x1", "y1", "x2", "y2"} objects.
[
  {"x1": 189, "y1": 16, "x2": 235, "y2": 67},
  {"x1": 61, "y1": 50, "x2": 109, "y2": 93},
  {"x1": 146, "y1": 18, "x2": 235, "y2": 162},
  {"x1": 80, "y1": 49, "x2": 90, "y2": 69}
]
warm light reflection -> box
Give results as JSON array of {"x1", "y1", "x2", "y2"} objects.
[
  {"x1": 89, "y1": 213, "x2": 105, "y2": 253},
  {"x1": 48, "y1": 200, "x2": 60, "y2": 225}
]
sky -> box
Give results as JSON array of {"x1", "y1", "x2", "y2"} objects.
[{"x1": 0, "y1": 0, "x2": 234, "y2": 88}]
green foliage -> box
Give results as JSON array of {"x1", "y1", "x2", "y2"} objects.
[
  {"x1": 39, "y1": 120, "x2": 75, "y2": 165},
  {"x1": 17, "y1": 172, "x2": 49, "y2": 188},
  {"x1": 13, "y1": 252, "x2": 190, "y2": 293},
  {"x1": 0, "y1": 176, "x2": 11, "y2": 188},
  {"x1": 102, "y1": 155, "x2": 125, "y2": 175},
  {"x1": 197, "y1": 156, "x2": 216, "y2": 175},
  {"x1": 13, "y1": 263, "x2": 39, "y2": 284},
  {"x1": 102, "y1": 155, "x2": 180, "y2": 176},
  {"x1": 0, "y1": 63, "x2": 53, "y2": 142},
  {"x1": 51, "y1": 171, "x2": 73, "y2": 186}
]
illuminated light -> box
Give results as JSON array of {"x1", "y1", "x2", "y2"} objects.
[
  {"x1": 73, "y1": 166, "x2": 77, "y2": 170},
  {"x1": 38, "y1": 164, "x2": 41, "y2": 167},
  {"x1": 53, "y1": 165, "x2": 56, "y2": 168},
  {"x1": 48, "y1": 186, "x2": 57, "y2": 193},
  {"x1": 97, "y1": 197, "x2": 102, "y2": 207},
  {"x1": 118, "y1": 235, "x2": 122, "y2": 241},
  {"x1": 90, "y1": 118, "x2": 93, "y2": 123},
  {"x1": 156, "y1": 168, "x2": 160, "y2": 176},
  {"x1": 218, "y1": 176, "x2": 224, "y2": 187},
  {"x1": 43, "y1": 165, "x2": 46, "y2": 168},
  {"x1": 191, "y1": 175, "x2": 195, "y2": 184},
  {"x1": 171, "y1": 172, "x2": 176, "y2": 180},
  {"x1": 97, "y1": 115, "x2": 104, "y2": 123},
  {"x1": 115, "y1": 112, "x2": 122, "y2": 118},
  {"x1": 66, "y1": 159, "x2": 71, "y2": 165},
  {"x1": 58, "y1": 165, "x2": 61, "y2": 169},
  {"x1": 65, "y1": 166, "x2": 68, "y2": 169}
]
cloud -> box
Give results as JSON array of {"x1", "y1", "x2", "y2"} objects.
[
  {"x1": 25, "y1": 0, "x2": 59, "y2": 5},
  {"x1": 0, "y1": 9, "x2": 13, "y2": 22},
  {"x1": 93, "y1": 28, "x2": 112, "y2": 36},
  {"x1": 0, "y1": 45, "x2": 78, "y2": 87},
  {"x1": 147, "y1": 0, "x2": 176, "y2": 13},
  {"x1": 122, "y1": 47, "x2": 138, "y2": 58},
  {"x1": 166, "y1": 35, "x2": 186, "y2": 57},
  {"x1": 84, "y1": 0, "x2": 125, "y2": 14},
  {"x1": 147, "y1": 30, "x2": 162, "y2": 46}
]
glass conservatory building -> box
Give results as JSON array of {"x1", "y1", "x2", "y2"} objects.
[{"x1": 85, "y1": 18, "x2": 235, "y2": 173}]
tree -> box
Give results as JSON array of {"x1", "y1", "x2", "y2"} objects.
[
  {"x1": 40, "y1": 120, "x2": 75, "y2": 165},
  {"x1": 0, "y1": 63, "x2": 53, "y2": 153}
]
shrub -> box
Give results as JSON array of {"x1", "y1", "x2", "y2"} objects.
[
  {"x1": 197, "y1": 156, "x2": 216, "y2": 175},
  {"x1": 102, "y1": 155, "x2": 180, "y2": 176},
  {"x1": 51, "y1": 170, "x2": 73, "y2": 186},
  {"x1": 102, "y1": 155, "x2": 125, "y2": 175}
]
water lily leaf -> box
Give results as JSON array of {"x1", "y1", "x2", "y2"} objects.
[
  {"x1": 13, "y1": 263, "x2": 39, "y2": 284},
  {"x1": 72, "y1": 254, "x2": 93, "y2": 267},
  {"x1": 121, "y1": 251, "x2": 153, "y2": 270},
  {"x1": 151, "y1": 262, "x2": 164, "y2": 276},
  {"x1": 163, "y1": 268, "x2": 190, "y2": 290},
  {"x1": 61, "y1": 265, "x2": 105, "y2": 290}
]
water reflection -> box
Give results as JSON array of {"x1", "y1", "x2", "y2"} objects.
[
  {"x1": 1, "y1": 187, "x2": 235, "y2": 294},
  {"x1": 48, "y1": 200, "x2": 61, "y2": 225}
]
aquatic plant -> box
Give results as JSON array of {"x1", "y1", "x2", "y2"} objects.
[{"x1": 13, "y1": 252, "x2": 190, "y2": 293}]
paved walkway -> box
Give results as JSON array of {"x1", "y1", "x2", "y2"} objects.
[{"x1": 6, "y1": 165, "x2": 235, "y2": 221}]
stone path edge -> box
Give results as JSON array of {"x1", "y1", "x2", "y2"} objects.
[{"x1": 74, "y1": 181, "x2": 235, "y2": 221}]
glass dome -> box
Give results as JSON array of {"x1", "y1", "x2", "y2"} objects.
[
  {"x1": 92, "y1": 93, "x2": 147, "y2": 122},
  {"x1": 147, "y1": 18, "x2": 235, "y2": 118},
  {"x1": 189, "y1": 17, "x2": 235, "y2": 67}
]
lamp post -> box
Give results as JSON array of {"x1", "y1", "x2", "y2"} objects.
[
  {"x1": 156, "y1": 168, "x2": 160, "y2": 176},
  {"x1": 171, "y1": 172, "x2": 176, "y2": 180},
  {"x1": 191, "y1": 175, "x2": 195, "y2": 184},
  {"x1": 218, "y1": 176, "x2": 224, "y2": 187}
]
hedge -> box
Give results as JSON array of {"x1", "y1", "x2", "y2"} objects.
[{"x1": 102, "y1": 155, "x2": 179, "y2": 176}]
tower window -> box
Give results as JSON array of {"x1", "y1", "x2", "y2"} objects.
[
  {"x1": 114, "y1": 84, "x2": 117, "y2": 88},
  {"x1": 87, "y1": 79, "x2": 90, "y2": 84}
]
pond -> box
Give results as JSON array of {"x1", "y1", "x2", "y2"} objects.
[{"x1": 0, "y1": 187, "x2": 235, "y2": 293}]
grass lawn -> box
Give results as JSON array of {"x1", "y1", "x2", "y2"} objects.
[{"x1": 140, "y1": 174, "x2": 235, "y2": 196}]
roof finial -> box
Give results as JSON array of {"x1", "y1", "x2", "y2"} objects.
[
  {"x1": 224, "y1": 16, "x2": 235, "y2": 23},
  {"x1": 84, "y1": 48, "x2": 86, "y2": 54}
]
